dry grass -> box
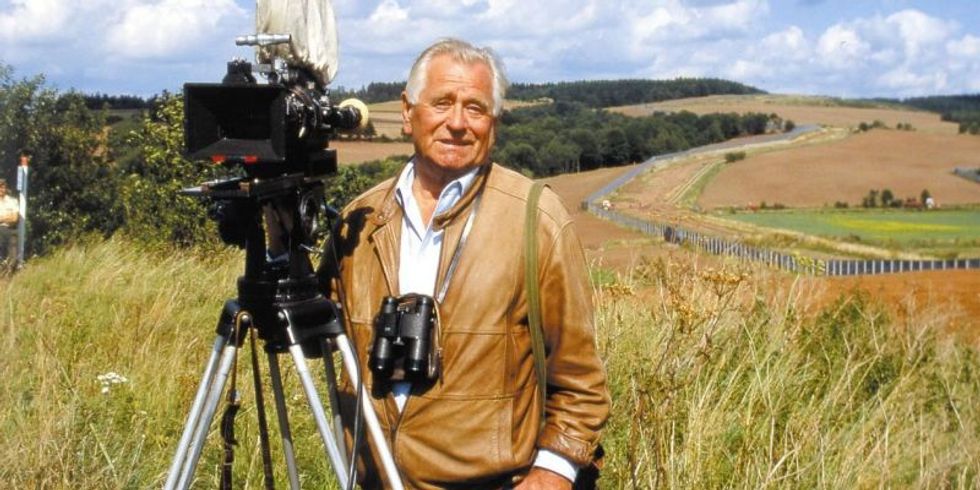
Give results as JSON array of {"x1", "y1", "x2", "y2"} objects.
[
  {"x1": 595, "y1": 255, "x2": 980, "y2": 488},
  {"x1": 2, "y1": 238, "x2": 978, "y2": 488}
]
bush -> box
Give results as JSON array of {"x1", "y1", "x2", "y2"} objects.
[
  {"x1": 0, "y1": 67, "x2": 124, "y2": 255},
  {"x1": 724, "y1": 151, "x2": 746, "y2": 163},
  {"x1": 119, "y1": 93, "x2": 221, "y2": 249}
]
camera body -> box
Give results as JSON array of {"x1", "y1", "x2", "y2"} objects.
[
  {"x1": 184, "y1": 57, "x2": 362, "y2": 180},
  {"x1": 370, "y1": 294, "x2": 440, "y2": 382}
]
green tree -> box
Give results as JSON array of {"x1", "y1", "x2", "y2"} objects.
[
  {"x1": 568, "y1": 129, "x2": 602, "y2": 170},
  {"x1": 499, "y1": 143, "x2": 539, "y2": 175},
  {"x1": 881, "y1": 188, "x2": 894, "y2": 207},
  {"x1": 120, "y1": 93, "x2": 220, "y2": 248},
  {"x1": 542, "y1": 138, "x2": 581, "y2": 175},
  {"x1": 0, "y1": 65, "x2": 123, "y2": 255},
  {"x1": 602, "y1": 127, "x2": 631, "y2": 165}
]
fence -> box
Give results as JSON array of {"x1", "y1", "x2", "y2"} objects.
[{"x1": 581, "y1": 130, "x2": 980, "y2": 276}]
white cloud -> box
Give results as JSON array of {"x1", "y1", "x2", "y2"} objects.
[
  {"x1": 884, "y1": 9, "x2": 954, "y2": 60},
  {"x1": 3, "y1": 1, "x2": 980, "y2": 98},
  {"x1": 369, "y1": 0, "x2": 409, "y2": 24},
  {"x1": 947, "y1": 34, "x2": 980, "y2": 58},
  {"x1": 0, "y1": 0, "x2": 75, "y2": 44},
  {"x1": 758, "y1": 26, "x2": 810, "y2": 61},
  {"x1": 816, "y1": 24, "x2": 871, "y2": 68},
  {"x1": 105, "y1": 0, "x2": 247, "y2": 60}
]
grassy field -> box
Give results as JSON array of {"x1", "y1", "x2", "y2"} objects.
[
  {"x1": 2, "y1": 238, "x2": 979, "y2": 488},
  {"x1": 722, "y1": 208, "x2": 980, "y2": 250}
]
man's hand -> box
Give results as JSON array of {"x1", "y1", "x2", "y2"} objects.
[{"x1": 514, "y1": 468, "x2": 572, "y2": 490}]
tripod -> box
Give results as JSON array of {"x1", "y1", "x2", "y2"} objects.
[{"x1": 164, "y1": 176, "x2": 402, "y2": 490}]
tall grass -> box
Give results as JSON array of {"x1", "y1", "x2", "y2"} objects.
[
  {"x1": 1, "y1": 238, "x2": 977, "y2": 488},
  {"x1": 595, "y1": 257, "x2": 980, "y2": 488}
]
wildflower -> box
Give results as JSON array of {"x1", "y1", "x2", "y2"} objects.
[{"x1": 97, "y1": 372, "x2": 130, "y2": 395}]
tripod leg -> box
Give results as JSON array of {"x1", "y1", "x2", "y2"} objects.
[
  {"x1": 267, "y1": 351, "x2": 302, "y2": 490},
  {"x1": 164, "y1": 334, "x2": 229, "y2": 490},
  {"x1": 287, "y1": 344, "x2": 351, "y2": 489},
  {"x1": 321, "y1": 338, "x2": 350, "y2": 470},
  {"x1": 174, "y1": 340, "x2": 240, "y2": 490},
  {"x1": 334, "y1": 334, "x2": 404, "y2": 490}
]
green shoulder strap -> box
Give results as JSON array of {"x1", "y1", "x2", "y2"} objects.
[{"x1": 524, "y1": 182, "x2": 548, "y2": 427}]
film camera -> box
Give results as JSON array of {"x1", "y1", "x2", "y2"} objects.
[
  {"x1": 179, "y1": 33, "x2": 369, "y2": 352},
  {"x1": 184, "y1": 34, "x2": 365, "y2": 180},
  {"x1": 370, "y1": 294, "x2": 441, "y2": 382}
]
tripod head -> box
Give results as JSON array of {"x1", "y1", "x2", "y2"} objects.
[{"x1": 184, "y1": 172, "x2": 344, "y2": 355}]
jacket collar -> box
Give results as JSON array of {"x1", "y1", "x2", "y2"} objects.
[
  {"x1": 365, "y1": 161, "x2": 493, "y2": 302},
  {"x1": 370, "y1": 160, "x2": 492, "y2": 230}
]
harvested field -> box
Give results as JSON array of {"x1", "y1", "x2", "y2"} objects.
[
  {"x1": 366, "y1": 100, "x2": 404, "y2": 139},
  {"x1": 330, "y1": 140, "x2": 413, "y2": 165},
  {"x1": 698, "y1": 130, "x2": 980, "y2": 209},
  {"x1": 611, "y1": 94, "x2": 959, "y2": 134}
]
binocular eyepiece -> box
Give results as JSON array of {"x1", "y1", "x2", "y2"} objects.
[{"x1": 370, "y1": 294, "x2": 438, "y2": 382}]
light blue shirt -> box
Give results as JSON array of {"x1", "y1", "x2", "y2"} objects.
[
  {"x1": 394, "y1": 160, "x2": 479, "y2": 299},
  {"x1": 392, "y1": 160, "x2": 578, "y2": 482}
]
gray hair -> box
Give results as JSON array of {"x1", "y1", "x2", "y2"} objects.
[{"x1": 405, "y1": 38, "x2": 509, "y2": 117}]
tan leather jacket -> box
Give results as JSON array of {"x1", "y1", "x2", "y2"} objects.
[{"x1": 321, "y1": 163, "x2": 610, "y2": 489}]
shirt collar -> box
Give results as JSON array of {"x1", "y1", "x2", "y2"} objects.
[{"x1": 394, "y1": 158, "x2": 480, "y2": 222}]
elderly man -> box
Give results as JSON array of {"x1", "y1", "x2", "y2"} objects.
[{"x1": 321, "y1": 38, "x2": 609, "y2": 489}]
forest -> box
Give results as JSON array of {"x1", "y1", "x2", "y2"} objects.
[
  {"x1": 899, "y1": 94, "x2": 980, "y2": 134},
  {"x1": 493, "y1": 101, "x2": 782, "y2": 176}
]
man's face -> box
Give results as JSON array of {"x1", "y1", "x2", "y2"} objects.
[{"x1": 402, "y1": 54, "x2": 496, "y2": 178}]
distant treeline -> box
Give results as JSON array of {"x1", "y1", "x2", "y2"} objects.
[
  {"x1": 898, "y1": 94, "x2": 980, "y2": 135},
  {"x1": 508, "y1": 78, "x2": 764, "y2": 108},
  {"x1": 494, "y1": 101, "x2": 786, "y2": 177},
  {"x1": 83, "y1": 93, "x2": 151, "y2": 110},
  {"x1": 331, "y1": 78, "x2": 764, "y2": 108},
  {"x1": 331, "y1": 82, "x2": 404, "y2": 104}
]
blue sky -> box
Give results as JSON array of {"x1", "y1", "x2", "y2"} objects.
[{"x1": 1, "y1": 0, "x2": 978, "y2": 99}]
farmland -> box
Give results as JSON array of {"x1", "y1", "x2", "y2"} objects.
[
  {"x1": 610, "y1": 94, "x2": 959, "y2": 134},
  {"x1": 552, "y1": 93, "x2": 980, "y2": 326},
  {"x1": 697, "y1": 129, "x2": 980, "y2": 209},
  {"x1": 330, "y1": 139, "x2": 413, "y2": 165},
  {"x1": 724, "y1": 208, "x2": 980, "y2": 252}
]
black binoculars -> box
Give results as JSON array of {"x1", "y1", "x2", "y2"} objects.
[{"x1": 370, "y1": 294, "x2": 439, "y2": 382}]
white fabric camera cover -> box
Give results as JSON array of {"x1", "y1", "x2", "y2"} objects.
[{"x1": 256, "y1": 0, "x2": 339, "y2": 86}]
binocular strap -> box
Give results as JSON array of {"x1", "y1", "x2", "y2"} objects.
[{"x1": 435, "y1": 192, "x2": 483, "y2": 304}]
